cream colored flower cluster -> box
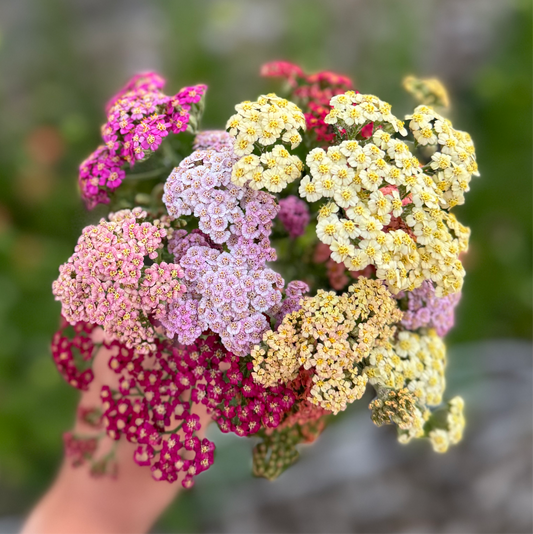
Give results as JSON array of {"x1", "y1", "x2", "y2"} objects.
[
  {"x1": 407, "y1": 105, "x2": 479, "y2": 209},
  {"x1": 299, "y1": 92, "x2": 476, "y2": 296},
  {"x1": 403, "y1": 76, "x2": 450, "y2": 109},
  {"x1": 365, "y1": 328, "x2": 446, "y2": 406},
  {"x1": 428, "y1": 396, "x2": 465, "y2": 453},
  {"x1": 364, "y1": 327, "x2": 454, "y2": 445},
  {"x1": 324, "y1": 91, "x2": 408, "y2": 134},
  {"x1": 226, "y1": 94, "x2": 306, "y2": 192},
  {"x1": 251, "y1": 278, "x2": 402, "y2": 414}
]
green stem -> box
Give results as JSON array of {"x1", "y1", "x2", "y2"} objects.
[
  {"x1": 162, "y1": 142, "x2": 180, "y2": 166},
  {"x1": 127, "y1": 168, "x2": 168, "y2": 180},
  {"x1": 162, "y1": 422, "x2": 184, "y2": 435}
]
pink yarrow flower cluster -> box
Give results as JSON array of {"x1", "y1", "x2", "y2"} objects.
[
  {"x1": 193, "y1": 130, "x2": 234, "y2": 151},
  {"x1": 278, "y1": 195, "x2": 311, "y2": 238},
  {"x1": 52, "y1": 208, "x2": 185, "y2": 353},
  {"x1": 398, "y1": 280, "x2": 462, "y2": 337},
  {"x1": 100, "y1": 333, "x2": 294, "y2": 487},
  {"x1": 79, "y1": 72, "x2": 207, "y2": 209}
]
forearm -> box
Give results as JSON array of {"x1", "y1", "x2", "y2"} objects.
[
  {"x1": 22, "y1": 439, "x2": 181, "y2": 534},
  {"x1": 22, "y1": 343, "x2": 209, "y2": 534}
]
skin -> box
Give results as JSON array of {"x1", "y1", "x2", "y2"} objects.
[{"x1": 22, "y1": 342, "x2": 212, "y2": 534}]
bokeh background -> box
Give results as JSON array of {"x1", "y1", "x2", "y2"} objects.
[{"x1": 0, "y1": 0, "x2": 531, "y2": 532}]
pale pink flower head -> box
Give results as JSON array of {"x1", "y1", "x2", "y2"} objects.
[{"x1": 52, "y1": 208, "x2": 185, "y2": 352}]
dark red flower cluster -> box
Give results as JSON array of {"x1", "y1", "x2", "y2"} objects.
[
  {"x1": 98, "y1": 332, "x2": 295, "y2": 487},
  {"x1": 261, "y1": 61, "x2": 354, "y2": 143},
  {"x1": 51, "y1": 317, "x2": 99, "y2": 390},
  {"x1": 212, "y1": 355, "x2": 296, "y2": 437},
  {"x1": 277, "y1": 369, "x2": 330, "y2": 435},
  {"x1": 63, "y1": 432, "x2": 98, "y2": 468}
]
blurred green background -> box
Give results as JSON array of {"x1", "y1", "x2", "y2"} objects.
[{"x1": 0, "y1": 0, "x2": 531, "y2": 531}]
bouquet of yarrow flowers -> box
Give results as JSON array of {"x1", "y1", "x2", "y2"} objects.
[{"x1": 51, "y1": 62, "x2": 479, "y2": 486}]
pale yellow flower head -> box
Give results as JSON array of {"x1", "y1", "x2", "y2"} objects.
[
  {"x1": 227, "y1": 94, "x2": 306, "y2": 193},
  {"x1": 251, "y1": 278, "x2": 402, "y2": 414}
]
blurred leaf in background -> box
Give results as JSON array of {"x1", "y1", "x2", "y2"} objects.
[{"x1": 0, "y1": 0, "x2": 530, "y2": 530}]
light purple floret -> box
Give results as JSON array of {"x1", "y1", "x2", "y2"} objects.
[
  {"x1": 399, "y1": 280, "x2": 462, "y2": 337},
  {"x1": 278, "y1": 195, "x2": 310, "y2": 239},
  {"x1": 162, "y1": 146, "x2": 290, "y2": 355}
]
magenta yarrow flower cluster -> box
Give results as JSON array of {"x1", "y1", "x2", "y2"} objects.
[
  {"x1": 100, "y1": 332, "x2": 295, "y2": 487},
  {"x1": 80, "y1": 72, "x2": 207, "y2": 208},
  {"x1": 51, "y1": 318, "x2": 99, "y2": 390}
]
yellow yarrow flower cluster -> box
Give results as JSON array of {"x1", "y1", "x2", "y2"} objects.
[
  {"x1": 364, "y1": 328, "x2": 465, "y2": 450},
  {"x1": 251, "y1": 278, "x2": 402, "y2": 414},
  {"x1": 428, "y1": 396, "x2": 466, "y2": 453},
  {"x1": 226, "y1": 94, "x2": 306, "y2": 192},
  {"x1": 403, "y1": 75, "x2": 450, "y2": 109},
  {"x1": 365, "y1": 329, "x2": 446, "y2": 408},
  {"x1": 323, "y1": 91, "x2": 407, "y2": 134},
  {"x1": 406, "y1": 105, "x2": 479, "y2": 208},
  {"x1": 299, "y1": 91, "x2": 477, "y2": 296}
]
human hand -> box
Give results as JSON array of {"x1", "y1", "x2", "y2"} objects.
[{"x1": 22, "y1": 341, "x2": 212, "y2": 534}]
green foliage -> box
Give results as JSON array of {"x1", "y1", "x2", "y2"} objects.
[{"x1": 0, "y1": 0, "x2": 530, "y2": 528}]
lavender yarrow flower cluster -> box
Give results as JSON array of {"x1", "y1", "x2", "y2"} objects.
[
  {"x1": 275, "y1": 280, "x2": 310, "y2": 325},
  {"x1": 162, "y1": 146, "x2": 288, "y2": 354},
  {"x1": 163, "y1": 146, "x2": 279, "y2": 256},
  {"x1": 52, "y1": 208, "x2": 186, "y2": 352},
  {"x1": 399, "y1": 280, "x2": 461, "y2": 337},
  {"x1": 278, "y1": 195, "x2": 311, "y2": 238},
  {"x1": 80, "y1": 72, "x2": 207, "y2": 209},
  {"x1": 164, "y1": 231, "x2": 284, "y2": 356},
  {"x1": 194, "y1": 130, "x2": 234, "y2": 151},
  {"x1": 159, "y1": 231, "x2": 216, "y2": 345}
]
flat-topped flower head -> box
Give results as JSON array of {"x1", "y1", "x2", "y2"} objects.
[
  {"x1": 162, "y1": 145, "x2": 284, "y2": 354},
  {"x1": 364, "y1": 326, "x2": 464, "y2": 451},
  {"x1": 92, "y1": 331, "x2": 295, "y2": 485},
  {"x1": 298, "y1": 91, "x2": 479, "y2": 297},
  {"x1": 52, "y1": 208, "x2": 185, "y2": 352},
  {"x1": 79, "y1": 72, "x2": 207, "y2": 209},
  {"x1": 252, "y1": 278, "x2": 402, "y2": 414},
  {"x1": 227, "y1": 94, "x2": 306, "y2": 193},
  {"x1": 365, "y1": 328, "x2": 446, "y2": 408}
]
